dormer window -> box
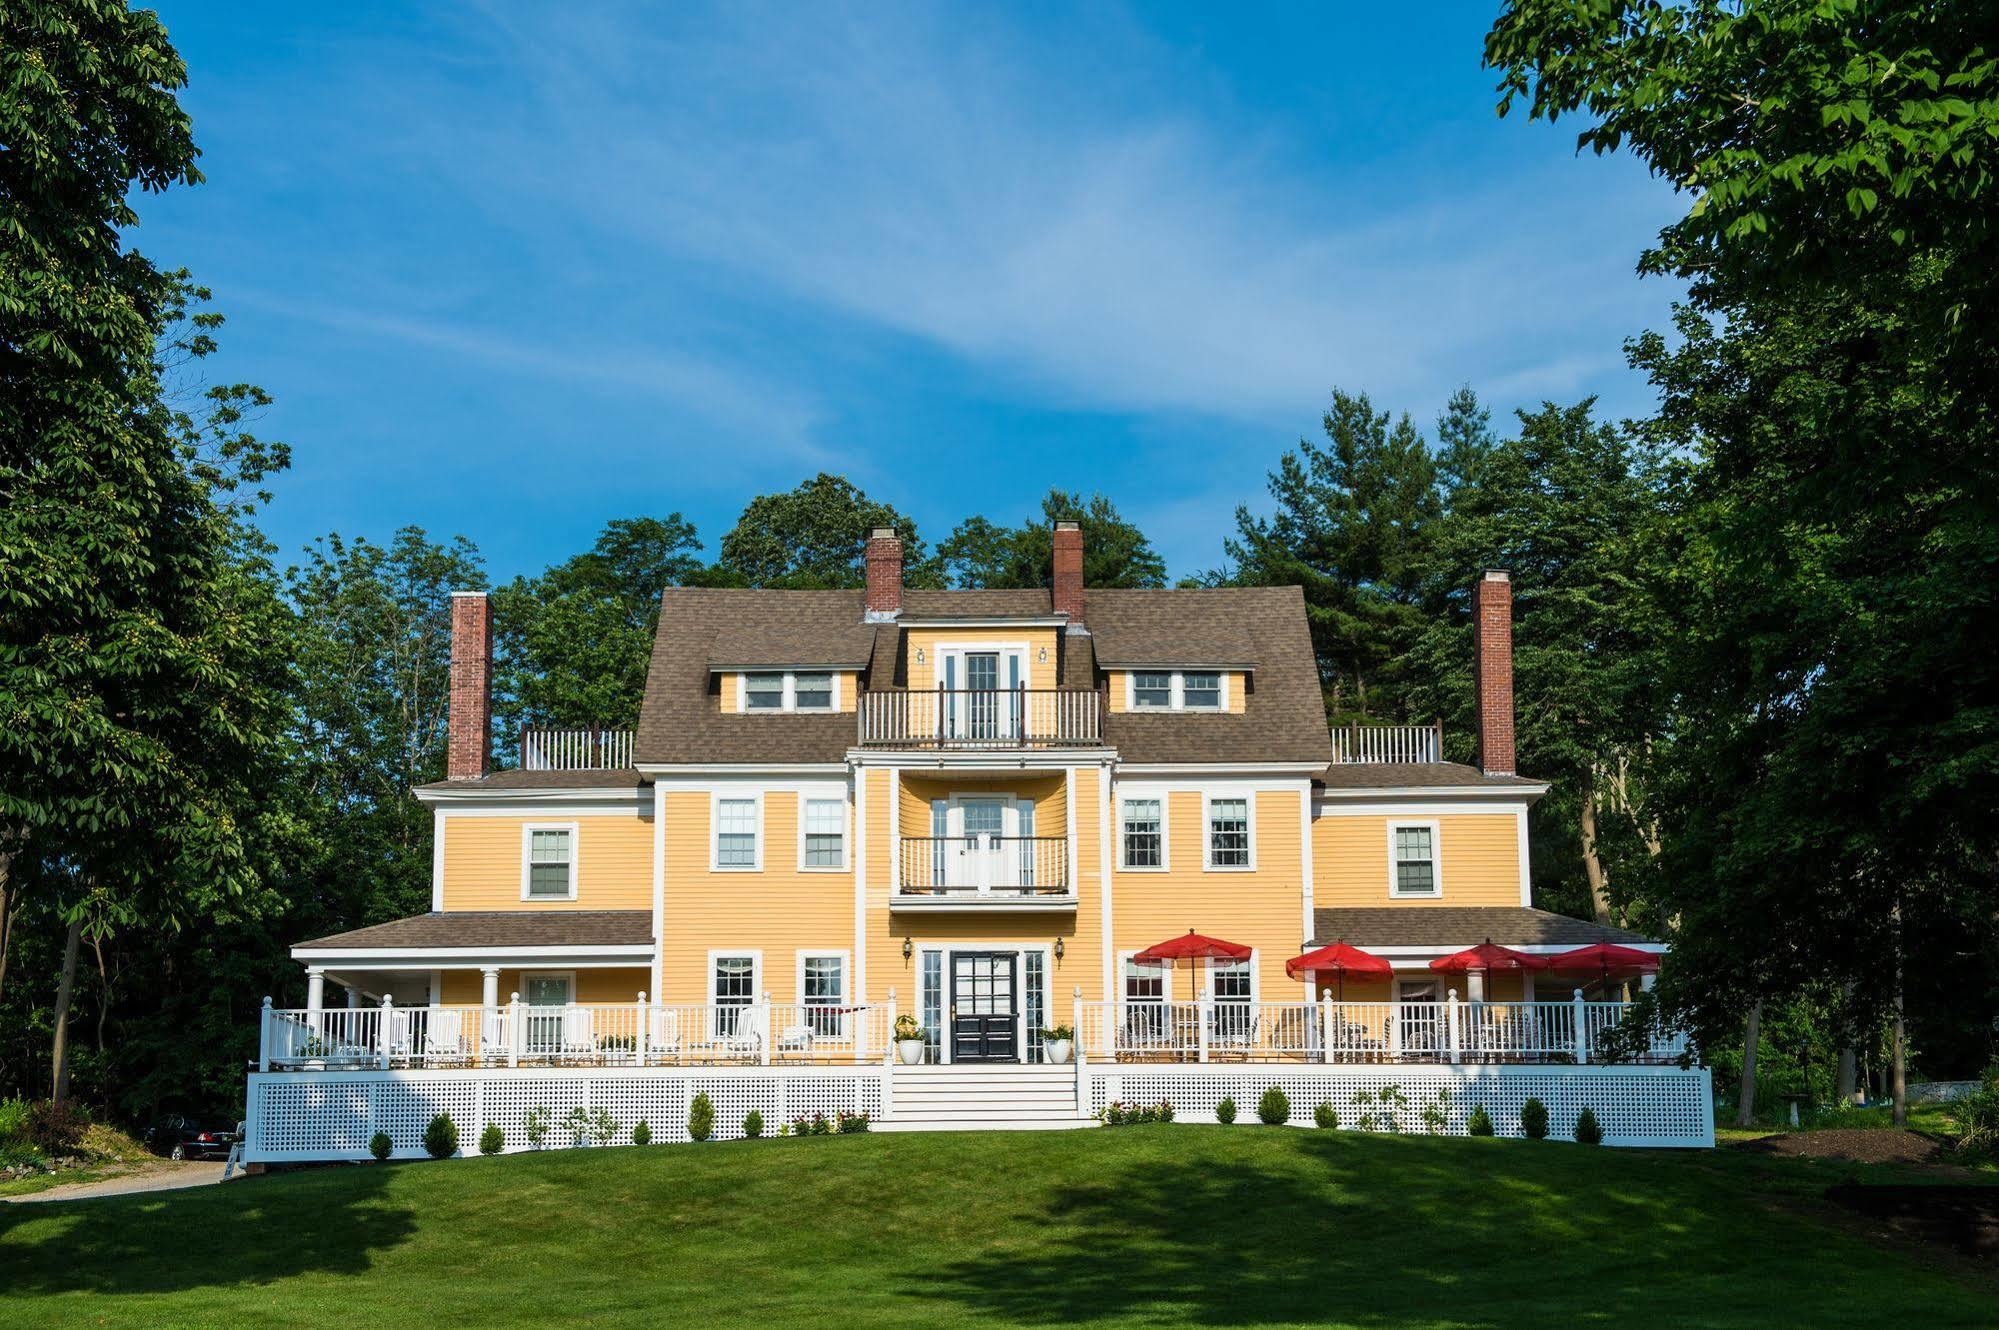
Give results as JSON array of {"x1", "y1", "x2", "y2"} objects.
[
  {"x1": 737, "y1": 670, "x2": 840, "y2": 713},
  {"x1": 1127, "y1": 670, "x2": 1227, "y2": 712}
]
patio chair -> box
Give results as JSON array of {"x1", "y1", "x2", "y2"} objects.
[
  {"x1": 421, "y1": 1008, "x2": 469, "y2": 1067},
  {"x1": 560, "y1": 1006, "x2": 596, "y2": 1063},
  {"x1": 646, "y1": 1007, "x2": 680, "y2": 1065},
  {"x1": 716, "y1": 1005, "x2": 763, "y2": 1062},
  {"x1": 774, "y1": 1023, "x2": 816, "y2": 1062},
  {"x1": 1208, "y1": 1007, "x2": 1256, "y2": 1061}
]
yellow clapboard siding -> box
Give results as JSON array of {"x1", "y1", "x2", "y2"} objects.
[
  {"x1": 659, "y1": 789, "x2": 856, "y2": 1005},
  {"x1": 903, "y1": 627, "x2": 1060, "y2": 691},
  {"x1": 1111, "y1": 788, "x2": 1306, "y2": 1001},
  {"x1": 1312, "y1": 811, "x2": 1524, "y2": 907},
  {"x1": 438, "y1": 967, "x2": 650, "y2": 1006},
  {"x1": 439, "y1": 813, "x2": 652, "y2": 911}
]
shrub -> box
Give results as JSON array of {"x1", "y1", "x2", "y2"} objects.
[
  {"x1": 0, "y1": 1097, "x2": 30, "y2": 1145},
  {"x1": 478, "y1": 1123, "x2": 504, "y2": 1156},
  {"x1": 525, "y1": 1105, "x2": 552, "y2": 1150},
  {"x1": 1098, "y1": 1100, "x2": 1175, "y2": 1127},
  {"x1": 1215, "y1": 1096, "x2": 1237, "y2": 1125},
  {"x1": 1948, "y1": 1069, "x2": 1999, "y2": 1159},
  {"x1": 836, "y1": 1111, "x2": 870, "y2": 1134},
  {"x1": 1420, "y1": 1087, "x2": 1452, "y2": 1135},
  {"x1": 563, "y1": 1106, "x2": 594, "y2": 1146},
  {"x1": 689, "y1": 1092, "x2": 715, "y2": 1142},
  {"x1": 23, "y1": 1099, "x2": 88, "y2": 1156},
  {"x1": 1156, "y1": 1100, "x2": 1175, "y2": 1123},
  {"x1": 1038, "y1": 1024, "x2": 1074, "y2": 1043},
  {"x1": 1466, "y1": 1106, "x2": 1494, "y2": 1137},
  {"x1": 590, "y1": 1108, "x2": 620, "y2": 1147},
  {"x1": 1313, "y1": 1102, "x2": 1338, "y2": 1130},
  {"x1": 744, "y1": 1111, "x2": 764, "y2": 1139},
  {"x1": 369, "y1": 1131, "x2": 393, "y2": 1162},
  {"x1": 1257, "y1": 1086, "x2": 1290, "y2": 1126},
  {"x1": 423, "y1": 1114, "x2": 458, "y2": 1159},
  {"x1": 1521, "y1": 1097, "x2": 1549, "y2": 1140},
  {"x1": 893, "y1": 1014, "x2": 927, "y2": 1043},
  {"x1": 1575, "y1": 1108, "x2": 1603, "y2": 1146},
  {"x1": 632, "y1": 1120, "x2": 651, "y2": 1147}
]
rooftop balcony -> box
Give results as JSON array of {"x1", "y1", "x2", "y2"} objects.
[
  {"x1": 1330, "y1": 722, "x2": 1443, "y2": 764},
  {"x1": 858, "y1": 687, "x2": 1103, "y2": 750},
  {"x1": 520, "y1": 727, "x2": 634, "y2": 771}
]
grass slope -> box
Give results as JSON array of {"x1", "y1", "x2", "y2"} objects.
[{"x1": 0, "y1": 1128, "x2": 1990, "y2": 1328}]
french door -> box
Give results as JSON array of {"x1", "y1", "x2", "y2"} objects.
[{"x1": 950, "y1": 952, "x2": 1019, "y2": 1062}]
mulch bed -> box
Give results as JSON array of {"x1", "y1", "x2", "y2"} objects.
[
  {"x1": 1732, "y1": 1128, "x2": 1946, "y2": 1165},
  {"x1": 1826, "y1": 1183, "x2": 1999, "y2": 1259}
]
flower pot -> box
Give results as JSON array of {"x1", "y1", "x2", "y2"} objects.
[
  {"x1": 1045, "y1": 1039, "x2": 1074, "y2": 1065},
  {"x1": 896, "y1": 1039, "x2": 926, "y2": 1065}
]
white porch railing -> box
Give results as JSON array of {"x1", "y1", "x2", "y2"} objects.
[
  {"x1": 858, "y1": 687, "x2": 1102, "y2": 748},
  {"x1": 1075, "y1": 995, "x2": 1687, "y2": 1065},
  {"x1": 895, "y1": 835, "x2": 1071, "y2": 899},
  {"x1": 520, "y1": 727, "x2": 633, "y2": 771},
  {"x1": 262, "y1": 997, "x2": 891, "y2": 1071},
  {"x1": 1330, "y1": 722, "x2": 1443, "y2": 764}
]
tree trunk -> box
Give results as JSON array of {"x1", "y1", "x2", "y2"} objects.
[
  {"x1": 1835, "y1": 981, "x2": 1858, "y2": 1105},
  {"x1": 0, "y1": 834, "x2": 17, "y2": 1008},
  {"x1": 1891, "y1": 898, "x2": 1908, "y2": 1127},
  {"x1": 1579, "y1": 767, "x2": 1613, "y2": 925},
  {"x1": 51, "y1": 913, "x2": 84, "y2": 1105},
  {"x1": 1735, "y1": 1001, "x2": 1763, "y2": 1128}
]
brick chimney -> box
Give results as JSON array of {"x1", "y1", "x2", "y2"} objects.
[
  {"x1": 864, "y1": 526, "x2": 903, "y2": 621},
  {"x1": 1052, "y1": 520, "x2": 1085, "y2": 631},
  {"x1": 1472, "y1": 569, "x2": 1514, "y2": 777},
  {"x1": 448, "y1": 590, "x2": 491, "y2": 781}
]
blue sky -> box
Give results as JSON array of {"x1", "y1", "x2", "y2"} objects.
[{"x1": 144, "y1": 2, "x2": 1682, "y2": 582}]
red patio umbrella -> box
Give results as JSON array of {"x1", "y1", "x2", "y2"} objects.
[
  {"x1": 1134, "y1": 930, "x2": 1252, "y2": 1001},
  {"x1": 1548, "y1": 943, "x2": 1661, "y2": 996},
  {"x1": 1284, "y1": 940, "x2": 1392, "y2": 1000},
  {"x1": 1429, "y1": 939, "x2": 1549, "y2": 997}
]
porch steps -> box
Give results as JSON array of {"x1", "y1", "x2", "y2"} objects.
[{"x1": 879, "y1": 1064, "x2": 1094, "y2": 1132}]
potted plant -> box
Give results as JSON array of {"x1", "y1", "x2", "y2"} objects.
[
  {"x1": 1040, "y1": 1024, "x2": 1075, "y2": 1065},
  {"x1": 893, "y1": 1014, "x2": 928, "y2": 1065}
]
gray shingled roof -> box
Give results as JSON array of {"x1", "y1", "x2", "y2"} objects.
[
  {"x1": 1318, "y1": 763, "x2": 1544, "y2": 791},
  {"x1": 707, "y1": 617, "x2": 877, "y2": 669},
  {"x1": 1310, "y1": 907, "x2": 1653, "y2": 948},
  {"x1": 633, "y1": 582, "x2": 1335, "y2": 767},
  {"x1": 296, "y1": 911, "x2": 654, "y2": 950}
]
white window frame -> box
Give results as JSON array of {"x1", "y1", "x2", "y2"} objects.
[
  {"x1": 1206, "y1": 952, "x2": 1259, "y2": 1004},
  {"x1": 1387, "y1": 819, "x2": 1443, "y2": 898},
  {"x1": 1202, "y1": 790, "x2": 1256, "y2": 872},
  {"x1": 1118, "y1": 950, "x2": 1170, "y2": 1004},
  {"x1": 519, "y1": 822, "x2": 580, "y2": 901},
  {"x1": 520, "y1": 970, "x2": 576, "y2": 1005},
  {"x1": 735, "y1": 670, "x2": 843, "y2": 713},
  {"x1": 795, "y1": 949, "x2": 852, "y2": 1037},
  {"x1": 796, "y1": 789, "x2": 850, "y2": 872},
  {"x1": 1124, "y1": 669, "x2": 1229, "y2": 712},
  {"x1": 708, "y1": 949, "x2": 762, "y2": 1037},
  {"x1": 1117, "y1": 789, "x2": 1170, "y2": 872},
  {"x1": 710, "y1": 791, "x2": 765, "y2": 872}
]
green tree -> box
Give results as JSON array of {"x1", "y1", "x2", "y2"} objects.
[
  {"x1": 494, "y1": 515, "x2": 702, "y2": 742},
  {"x1": 714, "y1": 474, "x2": 937, "y2": 589},
  {"x1": 937, "y1": 489, "x2": 1166, "y2": 590},
  {"x1": 1226, "y1": 390, "x2": 1443, "y2": 721}
]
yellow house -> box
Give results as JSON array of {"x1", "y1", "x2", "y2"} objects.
[{"x1": 289, "y1": 526, "x2": 1671, "y2": 1063}]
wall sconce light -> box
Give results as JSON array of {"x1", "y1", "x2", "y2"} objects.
[
  {"x1": 1038, "y1": 646, "x2": 1048, "y2": 664},
  {"x1": 1054, "y1": 937, "x2": 1065, "y2": 960},
  {"x1": 902, "y1": 937, "x2": 913, "y2": 960},
  {"x1": 914, "y1": 647, "x2": 925, "y2": 665}
]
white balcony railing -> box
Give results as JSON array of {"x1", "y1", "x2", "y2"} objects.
[
  {"x1": 1330, "y1": 723, "x2": 1443, "y2": 764},
  {"x1": 895, "y1": 835, "x2": 1071, "y2": 901},
  {"x1": 261, "y1": 999, "x2": 891, "y2": 1071},
  {"x1": 1075, "y1": 996, "x2": 1688, "y2": 1065},
  {"x1": 520, "y1": 728, "x2": 633, "y2": 771},
  {"x1": 858, "y1": 687, "x2": 1102, "y2": 748}
]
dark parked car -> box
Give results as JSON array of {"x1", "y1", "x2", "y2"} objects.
[{"x1": 143, "y1": 1114, "x2": 241, "y2": 1161}]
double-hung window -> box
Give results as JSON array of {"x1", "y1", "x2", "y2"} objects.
[
  {"x1": 715, "y1": 797, "x2": 760, "y2": 869},
  {"x1": 793, "y1": 672, "x2": 834, "y2": 710},
  {"x1": 1209, "y1": 957, "x2": 1254, "y2": 1042},
  {"x1": 1120, "y1": 797, "x2": 1163, "y2": 869},
  {"x1": 744, "y1": 672, "x2": 786, "y2": 711},
  {"x1": 1122, "y1": 957, "x2": 1169, "y2": 1047},
  {"x1": 739, "y1": 670, "x2": 837, "y2": 712},
  {"x1": 1181, "y1": 671, "x2": 1221, "y2": 709},
  {"x1": 1390, "y1": 823, "x2": 1439, "y2": 897},
  {"x1": 1131, "y1": 672, "x2": 1174, "y2": 709},
  {"x1": 711, "y1": 954, "x2": 757, "y2": 1036},
  {"x1": 801, "y1": 797, "x2": 846, "y2": 869},
  {"x1": 801, "y1": 953, "x2": 847, "y2": 1037},
  {"x1": 523, "y1": 826, "x2": 575, "y2": 899},
  {"x1": 1206, "y1": 796, "x2": 1251, "y2": 869}
]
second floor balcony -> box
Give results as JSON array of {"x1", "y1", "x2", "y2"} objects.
[
  {"x1": 893, "y1": 834, "x2": 1074, "y2": 909},
  {"x1": 858, "y1": 686, "x2": 1103, "y2": 750}
]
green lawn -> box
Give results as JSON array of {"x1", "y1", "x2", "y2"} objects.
[{"x1": 0, "y1": 1128, "x2": 1989, "y2": 1328}]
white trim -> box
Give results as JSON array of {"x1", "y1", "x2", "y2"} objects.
[
  {"x1": 1394, "y1": 975, "x2": 1442, "y2": 1002},
  {"x1": 1315, "y1": 786, "x2": 1549, "y2": 806},
  {"x1": 1122, "y1": 668, "x2": 1228, "y2": 713},
  {"x1": 795, "y1": 948, "x2": 852, "y2": 1015},
  {"x1": 651, "y1": 781, "x2": 666, "y2": 998},
  {"x1": 847, "y1": 748, "x2": 1114, "y2": 771},
  {"x1": 640, "y1": 763, "x2": 850, "y2": 778},
  {"x1": 735, "y1": 668, "x2": 842, "y2": 714},
  {"x1": 855, "y1": 769, "x2": 871, "y2": 1002},
  {"x1": 707, "y1": 948, "x2": 763, "y2": 1008},
  {"x1": 1118, "y1": 762, "x2": 1326, "y2": 777},
  {"x1": 1118, "y1": 947, "x2": 1178, "y2": 1003},
  {"x1": 1097, "y1": 767, "x2": 1115, "y2": 1001},
  {"x1": 1207, "y1": 950, "x2": 1259, "y2": 1004},
  {"x1": 896, "y1": 616, "x2": 1069, "y2": 629},
  {"x1": 1516, "y1": 806, "x2": 1533, "y2": 907},
  {"x1": 520, "y1": 822, "x2": 580, "y2": 902},
  {"x1": 1298, "y1": 786, "x2": 1315, "y2": 966},
  {"x1": 416, "y1": 788, "x2": 647, "y2": 812},
  {"x1": 1064, "y1": 766, "x2": 1079, "y2": 895},
  {"x1": 1387, "y1": 819, "x2": 1443, "y2": 898},
  {"x1": 709, "y1": 790, "x2": 764, "y2": 872},
  {"x1": 520, "y1": 970, "x2": 577, "y2": 1005},
  {"x1": 294, "y1": 945, "x2": 653, "y2": 969},
  {"x1": 430, "y1": 810, "x2": 446, "y2": 911},
  {"x1": 1202, "y1": 790, "x2": 1257, "y2": 872},
  {"x1": 1114, "y1": 786, "x2": 1171, "y2": 872},
  {"x1": 794, "y1": 786, "x2": 851, "y2": 872}
]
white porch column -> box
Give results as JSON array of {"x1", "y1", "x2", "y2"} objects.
[
  {"x1": 481, "y1": 967, "x2": 501, "y2": 1055},
  {"x1": 345, "y1": 985, "x2": 360, "y2": 1009},
  {"x1": 1520, "y1": 971, "x2": 1536, "y2": 1004},
  {"x1": 1467, "y1": 971, "x2": 1485, "y2": 1004},
  {"x1": 1446, "y1": 988, "x2": 1462, "y2": 1064},
  {"x1": 305, "y1": 968, "x2": 326, "y2": 1030}
]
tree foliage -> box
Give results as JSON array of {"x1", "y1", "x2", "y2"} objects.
[
  {"x1": 938, "y1": 489, "x2": 1165, "y2": 590},
  {"x1": 714, "y1": 473, "x2": 937, "y2": 589}
]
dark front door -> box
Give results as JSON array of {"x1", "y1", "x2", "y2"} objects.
[{"x1": 951, "y1": 952, "x2": 1019, "y2": 1062}]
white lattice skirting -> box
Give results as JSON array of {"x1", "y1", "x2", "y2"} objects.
[
  {"x1": 1085, "y1": 1064, "x2": 1714, "y2": 1147},
  {"x1": 246, "y1": 1067, "x2": 888, "y2": 1162}
]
